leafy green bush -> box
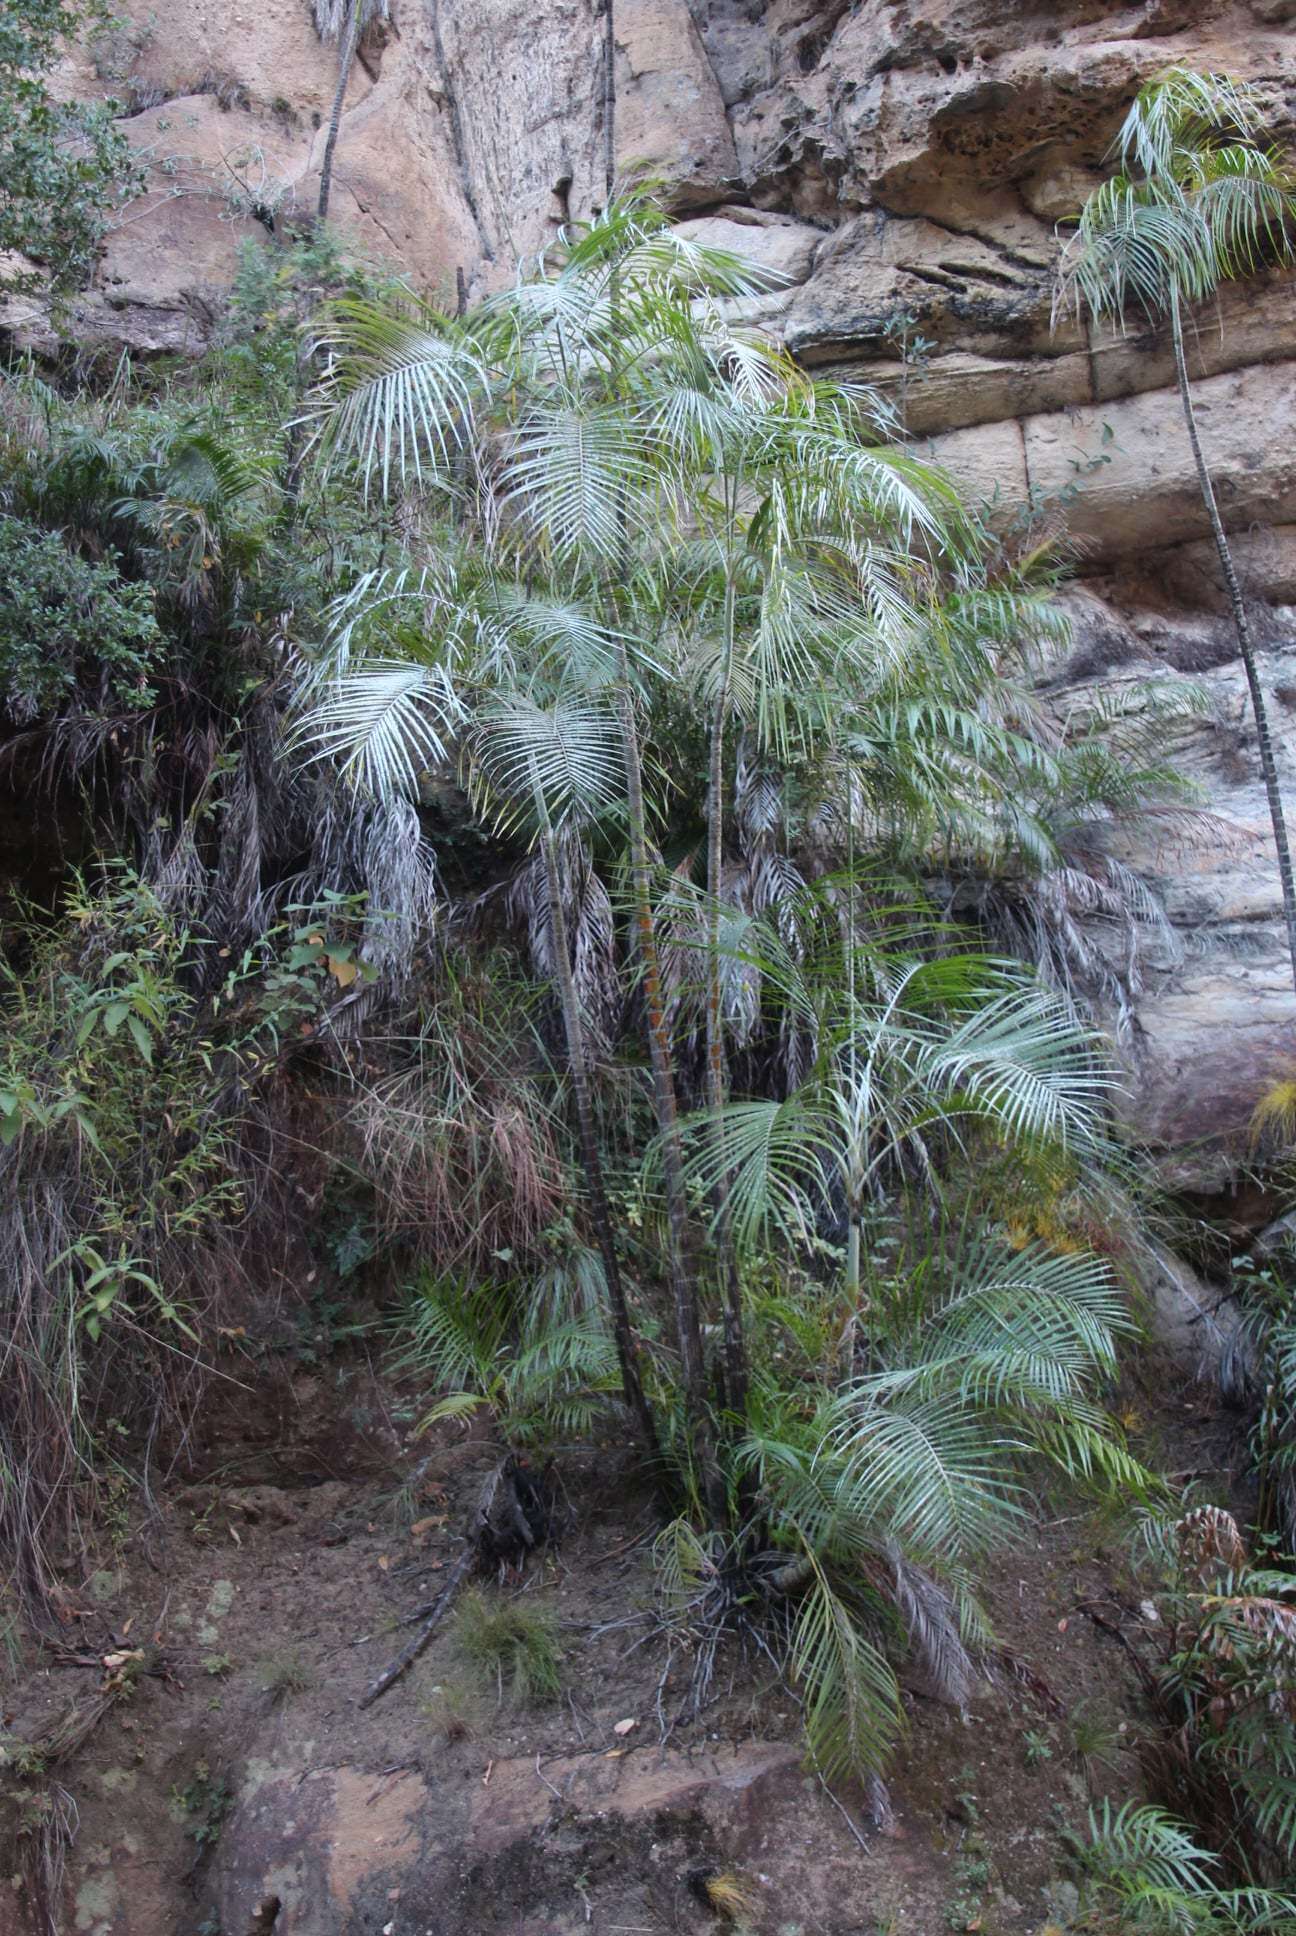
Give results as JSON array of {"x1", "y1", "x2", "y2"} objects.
[
  {"x1": 0, "y1": 516, "x2": 161, "y2": 720},
  {"x1": 0, "y1": 1, "x2": 143, "y2": 293},
  {"x1": 395, "y1": 1262, "x2": 619, "y2": 1445},
  {"x1": 1142, "y1": 1506, "x2": 1296, "y2": 1877},
  {"x1": 0, "y1": 871, "x2": 344, "y2": 1607}
]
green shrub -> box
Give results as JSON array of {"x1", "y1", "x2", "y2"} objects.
[
  {"x1": 0, "y1": 2, "x2": 143, "y2": 294},
  {"x1": 0, "y1": 517, "x2": 161, "y2": 720},
  {"x1": 0, "y1": 870, "x2": 341, "y2": 1607}
]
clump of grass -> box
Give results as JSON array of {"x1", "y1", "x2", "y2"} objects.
[
  {"x1": 255, "y1": 1649, "x2": 316, "y2": 1706},
  {"x1": 698, "y1": 1869, "x2": 762, "y2": 1924},
  {"x1": 1068, "y1": 1703, "x2": 1123, "y2": 1791},
  {"x1": 453, "y1": 1588, "x2": 562, "y2": 1706}
]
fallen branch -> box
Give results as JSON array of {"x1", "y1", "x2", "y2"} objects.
[
  {"x1": 358, "y1": 1454, "x2": 555, "y2": 1710},
  {"x1": 357, "y1": 1547, "x2": 474, "y2": 1710}
]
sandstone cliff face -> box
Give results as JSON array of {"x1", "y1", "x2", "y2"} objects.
[{"x1": 18, "y1": 0, "x2": 1296, "y2": 1179}]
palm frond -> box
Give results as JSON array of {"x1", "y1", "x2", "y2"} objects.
[
  {"x1": 470, "y1": 691, "x2": 624, "y2": 833},
  {"x1": 790, "y1": 1560, "x2": 905, "y2": 1784},
  {"x1": 293, "y1": 658, "x2": 466, "y2": 797},
  {"x1": 309, "y1": 299, "x2": 489, "y2": 496}
]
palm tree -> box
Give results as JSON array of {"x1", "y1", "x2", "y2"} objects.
[
  {"x1": 468, "y1": 687, "x2": 660, "y2": 1457},
  {"x1": 301, "y1": 201, "x2": 775, "y2": 1483},
  {"x1": 298, "y1": 549, "x2": 662, "y2": 1452},
  {"x1": 659, "y1": 1214, "x2": 1151, "y2": 1800},
  {"x1": 1053, "y1": 68, "x2": 1296, "y2": 993},
  {"x1": 672, "y1": 898, "x2": 1114, "y2": 1274},
  {"x1": 300, "y1": 198, "x2": 1098, "y2": 1434},
  {"x1": 673, "y1": 364, "x2": 963, "y2": 1353},
  {"x1": 311, "y1": 0, "x2": 390, "y2": 221}
]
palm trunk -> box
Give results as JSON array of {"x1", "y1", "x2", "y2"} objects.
[
  {"x1": 613, "y1": 652, "x2": 710, "y2": 1430},
  {"x1": 597, "y1": 57, "x2": 714, "y2": 1480},
  {"x1": 844, "y1": 794, "x2": 862, "y2": 1301},
  {"x1": 1170, "y1": 286, "x2": 1296, "y2": 996},
  {"x1": 317, "y1": 0, "x2": 360, "y2": 221},
  {"x1": 705, "y1": 560, "x2": 749, "y2": 1416},
  {"x1": 538, "y1": 821, "x2": 659, "y2": 1458}
]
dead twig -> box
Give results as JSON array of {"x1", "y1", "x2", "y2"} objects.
[
  {"x1": 358, "y1": 1455, "x2": 555, "y2": 1709},
  {"x1": 1073, "y1": 1601, "x2": 1160, "y2": 1697},
  {"x1": 357, "y1": 1549, "x2": 473, "y2": 1709},
  {"x1": 817, "y1": 1770, "x2": 873, "y2": 1854}
]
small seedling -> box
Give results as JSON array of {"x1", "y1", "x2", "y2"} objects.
[
  {"x1": 419, "y1": 1676, "x2": 485, "y2": 1742},
  {"x1": 1069, "y1": 1704, "x2": 1122, "y2": 1789},
  {"x1": 1023, "y1": 1728, "x2": 1054, "y2": 1768},
  {"x1": 172, "y1": 1761, "x2": 232, "y2": 1849},
  {"x1": 255, "y1": 1649, "x2": 315, "y2": 1705}
]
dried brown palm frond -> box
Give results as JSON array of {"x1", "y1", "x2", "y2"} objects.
[
  {"x1": 350, "y1": 959, "x2": 569, "y2": 1273},
  {"x1": 1177, "y1": 1505, "x2": 1249, "y2": 1579},
  {"x1": 953, "y1": 844, "x2": 1178, "y2": 1040},
  {"x1": 656, "y1": 742, "x2": 815, "y2": 1095},
  {"x1": 496, "y1": 833, "x2": 619, "y2": 1064}
]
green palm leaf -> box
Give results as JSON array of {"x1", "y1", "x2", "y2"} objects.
[
  {"x1": 791, "y1": 1560, "x2": 905, "y2": 1783},
  {"x1": 295, "y1": 658, "x2": 466, "y2": 796},
  {"x1": 471, "y1": 691, "x2": 624, "y2": 831},
  {"x1": 310, "y1": 298, "x2": 489, "y2": 495}
]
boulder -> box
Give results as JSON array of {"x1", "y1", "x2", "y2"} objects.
[
  {"x1": 675, "y1": 206, "x2": 826, "y2": 287},
  {"x1": 1133, "y1": 1240, "x2": 1247, "y2": 1380},
  {"x1": 1044, "y1": 589, "x2": 1296, "y2": 1184},
  {"x1": 213, "y1": 1742, "x2": 823, "y2": 1934}
]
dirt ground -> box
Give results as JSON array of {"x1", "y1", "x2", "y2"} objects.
[{"x1": 0, "y1": 1348, "x2": 1244, "y2": 1936}]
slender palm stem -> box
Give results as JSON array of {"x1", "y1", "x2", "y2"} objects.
[
  {"x1": 844, "y1": 799, "x2": 862, "y2": 1300},
  {"x1": 535, "y1": 803, "x2": 659, "y2": 1458},
  {"x1": 1169, "y1": 283, "x2": 1296, "y2": 995},
  {"x1": 705, "y1": 533, "x2": 749, "y2": 1415},
  {"x1": 612, "y1": 646, "x2": 710, "y2": 1421},
  {"x1": 317, "y1": 0, "x2": 359, "y2": 221},
  {"x1": 594, "y1": 78, "x2": 714, "y2": 1484}
]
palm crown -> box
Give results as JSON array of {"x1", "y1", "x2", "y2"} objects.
[{"x1": 1055, "y1": 67, "x2": 1296, "y2": 328}]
